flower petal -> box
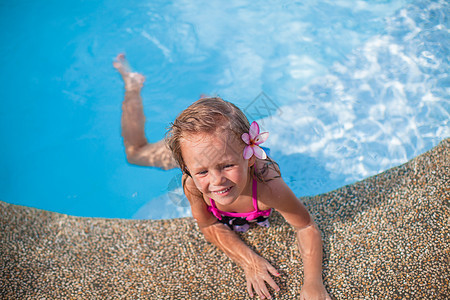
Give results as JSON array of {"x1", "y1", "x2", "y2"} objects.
[
  {"x1": 241, "y1": 133, "x2": 250, "y2": 145},
  {"x1": 254, "y1": 132, "x2": 269, "y2": 145},
  {"x1": 243, "y1": 146, "x2": 254, "y2": 159},
  {"x1": 252, "y1": 145, "x2": 267, "y2": 159},
  {"x1": 249, "y1": 121, "x2": 260, "y2": 140}
]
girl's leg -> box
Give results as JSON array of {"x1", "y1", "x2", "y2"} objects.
[{"x1": 114, "y1": 54, "x2": 177, "y2": 169}]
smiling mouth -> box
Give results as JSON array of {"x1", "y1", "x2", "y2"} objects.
[{"x1": 212, "y1": 187, "x2": 232, "y2": 195}]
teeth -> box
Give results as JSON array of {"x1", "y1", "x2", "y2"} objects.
[{"x1": 214, "y1": 187, "x2": 231, "y2": 194}]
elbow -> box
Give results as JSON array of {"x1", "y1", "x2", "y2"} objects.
[
  {"x1": 125, "y1": 149, "x2": 139, "y2": 164},
  {"x1": 295, "y1": 223, "x2": 323, "y2": 255},
  {"x1": 199, "y1": 225, "x2": 215, "y2": 243},
  {"x1": 198, "y1": 221, "x2": 223, "y2": 239},
  {"x1": 198, "y1": 220, "x2": 219, "y2": 233},
  {"x1": 295, "y1": 221, "x2": 320, "y2": 236}
]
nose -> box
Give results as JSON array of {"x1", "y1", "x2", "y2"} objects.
[{"x1": 210, "y1": 169, "x2": 225, "y2": 186}]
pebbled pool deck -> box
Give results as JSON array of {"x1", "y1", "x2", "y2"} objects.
[{"x1": 1, "y1": 139, "x2": 449, "y2": 299}]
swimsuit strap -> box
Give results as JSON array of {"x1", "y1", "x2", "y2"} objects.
[
  {"x1": 210, "y1": 196, "x2": 218, "y2": 209},
  {"x1": 208, "y1": 197, "x2": 222, "y2": 220},
  {"x1": 252, "y1": 178, "x2": 258, "y2": 210}
]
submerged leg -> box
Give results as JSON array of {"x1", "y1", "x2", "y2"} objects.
[{"x1": 114, "y1": 54, "x2": 177, "y2": 169}]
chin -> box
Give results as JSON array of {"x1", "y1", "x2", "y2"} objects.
[
  {"x1": 211, "y1": 192, "x2": 238, "y2": 206},
  {"x1": 214, "y1": 198, "x2": 237, "y2": 207}
]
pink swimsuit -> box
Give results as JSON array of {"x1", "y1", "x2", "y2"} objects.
[{"x1": 207, "y1": 178, "x2": 272, "y2": 232}]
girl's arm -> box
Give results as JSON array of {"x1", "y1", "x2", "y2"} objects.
[
  {"x1": 295, "y1": 223, "x2": 331, "y2": 299},
  {"x1": 201, "y1": 222, "x2": 280, "y2": 299},
  {"x1": 114, "y1": 54, "x2": 178, "y2": 170},
  {"x1": 183, "y1": 175, "x2": 280, "y2": 299},
  {"x1": 262, "y1": 177, "x2": 331, "y2": 299}
]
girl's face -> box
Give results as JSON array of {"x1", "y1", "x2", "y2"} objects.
[{"x1": 180, "y1": 129, "x2": 255, "y2": 206}]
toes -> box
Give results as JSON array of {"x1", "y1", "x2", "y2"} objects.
[
  {"x1": 112, "y1": 61, "x2": 121, "y2": 69},
  {"x1": 116, "y1": 53, "x2": 125, "y2": 61},
  {"x1": 113, "y1": 53, "x2": 131, "y2": 73},
  {"x1": 113, "y1": 54, "x2": 145, "y2": 88}
]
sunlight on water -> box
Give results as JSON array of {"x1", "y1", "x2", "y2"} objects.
[
  {"x1": 263, "y1": 0, "x2": 449, "y2": 193},
  {"x1": 0, "y1": 0, "x2": 447, "y2": 219},
  {"x1": 135, "y1": 0, "x2": 449, "y2": 219},
  {"x1": 160, "y1": 0, "x2": 410, "y2": 105}
]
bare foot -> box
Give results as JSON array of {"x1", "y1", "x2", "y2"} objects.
[{"x1": 113, "y1": 53, "x2": 145, "y2": 91}]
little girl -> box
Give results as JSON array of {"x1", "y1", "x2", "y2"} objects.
[{"x1": 114, "y1": 54, "x2": 331, "y2": 300}]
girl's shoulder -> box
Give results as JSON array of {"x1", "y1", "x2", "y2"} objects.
[
  {"x1": 255, "y1": 163, "x2": 312, "y2": 228},
  {"x1": 254, "y1": 158, "x2": 283, "y2": 211},
  {"x1": 182, "y1": 174, "x2": 218, "y2": 226},
  {"x1": 254, "y1": 158, "x2": 281, "y2": 183},
  {"x1": 182, "y1": 174, "x2": 203, "y2": 202}
]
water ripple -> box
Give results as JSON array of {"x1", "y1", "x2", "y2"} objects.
[{"x1": 265, "y1": 0, "x2": 449, "y2": 190}]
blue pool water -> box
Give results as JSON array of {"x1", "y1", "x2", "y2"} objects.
[{"x1": 0, "y1": 0, "x2": 448, "y2": 219}]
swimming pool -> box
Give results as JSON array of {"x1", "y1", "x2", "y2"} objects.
[{"x1": 0, "y1": 0, "x2": 448, "y2": 219}]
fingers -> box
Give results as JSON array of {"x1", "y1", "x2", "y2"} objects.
[
  {"x1": 244, "y1": 258, "x2": 280, "y2": 299},
  {"x1": 246, "y1": 280, "x2": 254, "y2": 298},
  {"x1": 247, "y1": 278, "x2": 269, "y2": 299},
  {"x1": 257, "y1": 280, "x2": 273, "y2": 299},
  {"x1": 248, "y1": 279, "x2": 267, "y2": 299},
  {"x1": 251, "y1": 281, "x2": 269, "y2": 299},
  {"x1": 265, "y1": 262, "x2": 280, "y2": 293},
  {"x1": 246, "y1": 276, "x2": 279, "y2": 299},
  {"x1": 264, "y1": 275, "x2": 280, "y2": 294},
  {"x1": 267, "y1": 263, "x2": 280, "y2": 277}
]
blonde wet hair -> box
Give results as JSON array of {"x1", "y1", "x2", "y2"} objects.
[{"x1": 165, "y1": 97, "x2": 280, "y2": 182}]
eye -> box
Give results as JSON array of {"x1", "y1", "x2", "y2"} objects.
[
  {"x1": 224, "y1": 164, "x2": 234, "y2": 169},
  {"x1": 196, "y1": 170, "x2": 208, "y2": 176}
]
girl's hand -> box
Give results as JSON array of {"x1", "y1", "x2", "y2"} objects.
[
  {"x1": 243, "y1": 255, "x2": 280, "y2": 299},
  {"x1": 299, "y1": 280, "x2": 331, "y2": 300}
]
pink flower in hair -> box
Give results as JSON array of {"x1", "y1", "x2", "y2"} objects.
[{"x1": 241, "y1": 121, "x2": 269, "y2": 160}]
